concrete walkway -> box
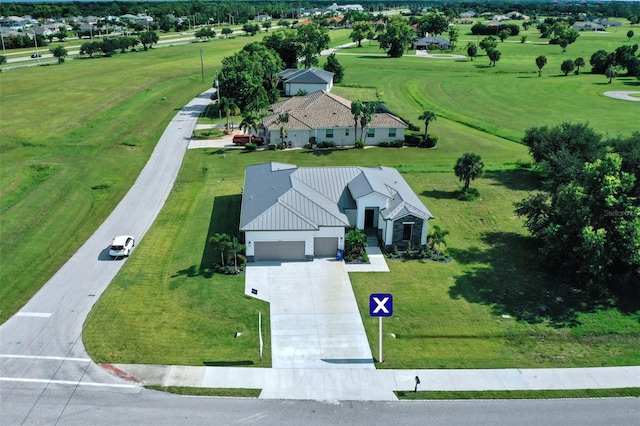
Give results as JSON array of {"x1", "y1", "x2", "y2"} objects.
[{"x1": 110, "y1": 363, "x2": 640, "y2": 402}]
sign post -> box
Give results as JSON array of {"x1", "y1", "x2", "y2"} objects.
[{"x1": 369, "y1": 293, "x2": 393, "y2": 363}]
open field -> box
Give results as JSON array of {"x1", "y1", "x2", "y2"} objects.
[{"x1": 2, "y1": 23, "x2": 639, "y2": 367}]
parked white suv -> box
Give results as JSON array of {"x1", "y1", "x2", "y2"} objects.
[{"x1": 109, "y1": 235, "x2": 135, "y2": 259}]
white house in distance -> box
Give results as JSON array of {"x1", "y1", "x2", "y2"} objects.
[
  {"x1": 261, "y1": 91, "x2": 407, "y2": 147},
  {"x1": 278, "y1": 67, "x2": 334, "y2": 96},
  {"x1": 240, "y1": 162, "x2": 433, "y2": 262}
]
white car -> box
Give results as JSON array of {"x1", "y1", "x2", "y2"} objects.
[{"x1": 109, "y1": 235, "x2": 135, "y2": 258}]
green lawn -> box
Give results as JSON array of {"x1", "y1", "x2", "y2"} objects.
[{"x1": 3, "y1": 22, "x2": 639, "y2": 369}]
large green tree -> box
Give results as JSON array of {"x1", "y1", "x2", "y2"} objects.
[
  {"x1": 262, "y1": 30, "x2": 300, "y2": 69},
  {"x1": 378, "y1": 16, "x2": 414, "y2": 58},
  {"x1": 139, "y1": 31, "x2": 159, "y2": 50},
  {"x1": 417, "y1": 12, "x2": 448, "y2": 36},
  {"x1": 522, "y1": 122, "x2": 606, "y2": 188},
  {"x1": 218, "y1": 42, "x2": 283, "y2": 112},
  {"x1": 350, "y1": 21, "x2": 373, "y2": 47},
  {"x1": 535, "y1": 55, "x2": 547, "y2": 76},
  {"x1": 561, "y1": 59, "x2": 575, "y2": 76},
  {"x1": 296, "y1": 24, "x2": 330, "y2": 68},
  {"x1": 323, "y1": 53, "x2": 344, "y2": 83},
  {"x1": 515, "y1": 136, "x2": 640, "y2": 296}
]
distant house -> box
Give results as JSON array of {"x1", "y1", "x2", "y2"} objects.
[
  {"x1": 261, "y1": 91, "x2": 407, "y2": 148},
  {"x1": 278, "y1": 67, "x2": 334, "y2": 96},
  {"x1": 255, "y1": 14, "x2": 271, "y2": 22},
  {"x1": 412, "y1": 36, "x2": 451, "y2": 50},
  {"x1": 597, "y1": 19, "x2": 622, "y2": 27},
  {"x1": 240, "y1": 162, "x2": 434, "y2": 261},
  {"x1": 572, "y1": 22, "x2": 605, "y2": 31},
  {"x1": 460, "y1": 11, "x2": 476, "y2": 19}
]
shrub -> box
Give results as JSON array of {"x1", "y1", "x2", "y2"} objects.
[
  {"x1": 362, "y1": 252, "x2": 369, "y2": 263},
  {"x1": 379, "y1": 140, "x2": 404, "y2": 148},
  {"x1": 456, "y1": 187, "x2": 480, "y2": 201},
  {"x1": 423, "y1": 135, "x2": 438, "y2": 148},
  {"x1": 244, "y1": 143, "x2": 257, "y2": 151},
  {"x1": 268, "y1": 143, "x2": 277, "y2": 150},
  {"x1": 404, "y1": 133, "x2": 422, "y2": 147},
  {"x1": 355, "y1": 139, "x2": 366, "y2": 149},
  {"x1": 304, "y1": 142, "x2": 313, "y2": 149},
  {"x1": 318, "y1": 141, "x2": 336, "y2": 148}
]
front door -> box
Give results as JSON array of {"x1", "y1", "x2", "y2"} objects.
[{"x1": 364, "y1": 208, "x2": 375, "y2": 228}]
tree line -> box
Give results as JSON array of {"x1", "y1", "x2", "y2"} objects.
[{"x1": 515, "y1": 123, "x2": 640, "y2": 299}]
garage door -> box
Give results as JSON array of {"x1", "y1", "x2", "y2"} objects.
[
  {"x1": 254, "y1": 241, "x2": 305, "y2": 261},
  {"x1": 314, "y1": 237, "x2": 339, "y2": 258}
]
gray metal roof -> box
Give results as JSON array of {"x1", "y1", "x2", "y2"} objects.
[
  {"x1": 278, "y1": 67, "x2": 334, "y2": 84},
  {"x1": 240, "y1": 163, "x2": 433, "y2": 232}
]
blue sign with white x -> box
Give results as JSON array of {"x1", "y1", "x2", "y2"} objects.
[{"x1": 369, "y1": 293, "x2": 393, "y2": 317}]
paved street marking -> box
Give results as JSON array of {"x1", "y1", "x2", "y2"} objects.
[
  {"x1": 0, "y1": 354, "x2": 91, "y2": 362},
  {"x1": 16, "y1": 312, "x2": 52, "y2": 318}
]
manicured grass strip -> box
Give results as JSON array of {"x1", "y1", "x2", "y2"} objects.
[
  {"x1": 146, "y1": 386, "x2": 261, "y2": 398},
  {"x1": 395, "y1": 388, "x2": 640, "y2": 400}
]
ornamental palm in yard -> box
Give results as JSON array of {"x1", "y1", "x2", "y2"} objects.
[{"x1": 454, "y1": 152, "x2": 484, "y2": 191}]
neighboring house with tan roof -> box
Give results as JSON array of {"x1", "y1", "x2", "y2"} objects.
[
  {"x1": 261, "y1": 91, "x2": 407, "y2": 147},
  {"x1": 240, "y1": 162, "x2": 433, "y2": 261},
  {"x1": 278, "y1": 67, "x2": 334, "y2": 96}
]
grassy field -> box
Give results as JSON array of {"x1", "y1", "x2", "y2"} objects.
[{"x1": 2, "y1": 22, "x2": 639, "y2": 368}]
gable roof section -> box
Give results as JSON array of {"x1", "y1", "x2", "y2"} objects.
[
  {"x1": 263, "y1": 91, "x2": 407, "y2": 132},
  {"x1": 278, "y1": 67, "x2": 334, "y2": 85},
  {"x1": 241, "y1": 163, "x2": 433, "y2": 232}
]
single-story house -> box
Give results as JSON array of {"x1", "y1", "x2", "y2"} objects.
[
  {"x1": 278, "y1": 67, "x2": 334, "y2": 96},
  {"x1": 261, "y1": 91, "x2": 407, "y2": 147},
  {"x1": 240, "y1": 162, "x2": 434, "y2": 261},
  {"x1": 572, "y1": 22, "x2": 605, "y2": 31},
  {"x1": 412, "y1": 36, "x2": 451, "y2": 50},
  {"x1": 460, "y1": 11, "x2": 476, "y2": 19}
]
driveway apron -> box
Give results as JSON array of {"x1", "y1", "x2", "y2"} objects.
[{"x1": 246, "y1": 259, "x2": 375, "y2": 370}]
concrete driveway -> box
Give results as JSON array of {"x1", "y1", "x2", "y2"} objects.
[{"x1": 245, "y1": 259, "x2": 374, "y2": 370}]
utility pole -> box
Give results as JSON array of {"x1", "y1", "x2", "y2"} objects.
[{"x1": 215, "y1": 71, "x2": 221, "y2": 119}]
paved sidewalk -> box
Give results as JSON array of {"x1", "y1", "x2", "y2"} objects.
[{"x1": 109, "y1": 363, "x2": 640, "y2": 402}]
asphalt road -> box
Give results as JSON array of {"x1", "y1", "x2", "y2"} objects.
[
  {"x1": 1, "y1": 89, "x2": 638, "y2": 424},
  {"x1": 4, "y1": 386, "x2": 639, "y2": 425}
]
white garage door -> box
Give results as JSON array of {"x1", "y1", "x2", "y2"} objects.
[
  {"x1": 254, "y1": 241, "x2": 305, "y2": 261},
  {"x1": 313, "y1": 237, "x2": 339, "y2": 258}
]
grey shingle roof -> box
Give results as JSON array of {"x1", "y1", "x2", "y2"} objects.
[
  {"x1": 263, "y1": 91, "x2": 407, "y2": 132},
  {"x1": 278, "y1": 67, "x2": 334, "y2": 84},
  {"x1": 240, "y1": 163, "x2": 433, "y2": 232}
]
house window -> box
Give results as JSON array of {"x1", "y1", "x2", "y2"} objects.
[
  {"x1": 326, "y1": 129, "x2": 334, "y2": 139},
  {"x1": 389, "y1": 128, "x2": 397, "y2": 138},
  {"x1": 402, "y1": 223, "x2": 414, "y2": 241},
  {"x1": 367, "y1": 128, "x2": 375, "y2": 138},
  {"x1": 345, "y1": 128, "x2": 350, "y2": 136}
]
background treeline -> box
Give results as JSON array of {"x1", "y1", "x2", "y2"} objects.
[{"x1": 2, "y1": 2, "x2": 640, "y2": 23}]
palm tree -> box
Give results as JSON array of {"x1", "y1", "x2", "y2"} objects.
[
  {"x1": 218, "y1": 97, "x2": 239, "y2": 132},
  {"x1": 275, "y1": 112, "x2": 289, "y2": 146},
  {"x1": 209, "y1": 233, "x2": 231, "y2": 267},
  {"x1": 350, "y1": 100, "x2": 364, "y2": 143},
  {"x1": 49, "y1": 46, "x2": 68, "y2": 64},
  {"x1": 239, "y1": 111, "x2": 262, "y2": 141},
  {"x1": 418, "y1": 110, "x2": 437, "y2": 142},
  {"x1": 359, "y1": 103, "x2": 377, "y2": 144},
  {"x1": 428, "y1": 225, "x2": 449, "y2": 253},
  {"x1": 454, "y1": 152, "x2": 484, "y2": 191}
]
